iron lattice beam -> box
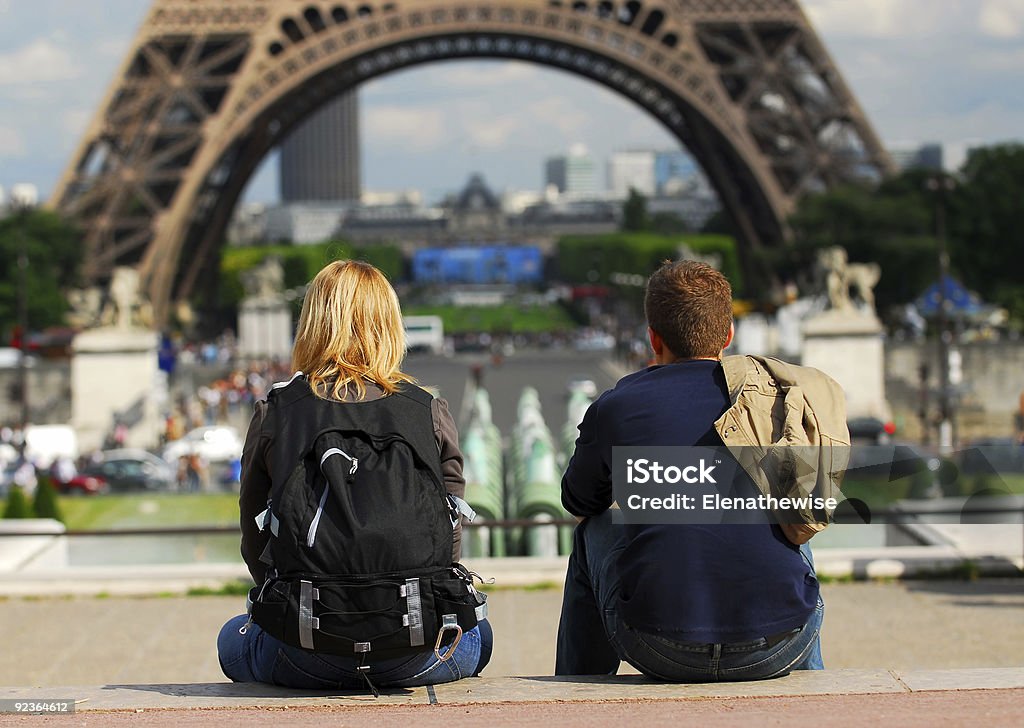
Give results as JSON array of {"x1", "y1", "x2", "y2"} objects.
[{"x1": 51, "y1": 0, "x2": 893, "y2": 325}]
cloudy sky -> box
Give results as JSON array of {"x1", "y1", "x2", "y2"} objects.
[{"x1": 1, "y1": 0, "x2": 1022, "y2": 204}]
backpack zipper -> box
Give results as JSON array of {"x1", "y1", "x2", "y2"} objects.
[{"x1": 307, "y1": 447, "x2": 359, "y2": 547}]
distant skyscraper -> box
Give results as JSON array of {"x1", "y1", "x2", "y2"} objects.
[
  {"x1": 654, "y1": 150, "x2": 699, "y2": 195},
  {"x1": 914, "y1": 144, "x2": 944, "y2": 172},
  {"x1": 888, "y1": 142, "x2": 944, "y2": 173},
  {"x1": 544, "y1": 144, "x2": 597, "y2": 197},
  {"x1": 279, "y1": 92, "x2": 361, "y2": 202},
  {"x1": 608, "y1": 151, "x2": 656, "y2": 198},
  {"x1": 545, "y1": 157, "x2": 567, "y2": 193}
]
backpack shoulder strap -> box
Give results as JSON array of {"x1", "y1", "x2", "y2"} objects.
[{"x1": 394, "y1": 382, "x2": 435, "y2": 409}]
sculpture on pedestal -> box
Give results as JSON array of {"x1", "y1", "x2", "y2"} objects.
[
  {"x1": 802, "y1": 247, "x2": 889, "y2": 421},
  {"x1": 67, "y1": 266, "x2": 154, "y2": 331},
  {"x1": 237, "y1": 256, "x2": 293, "y2": 360},
  {"x1": 241, "y1": 256, "x2": 285, "y2": 304},
  {"x1": 816, "y1": 247, "x2": 881, "y2": 314},
  {"x1": 68, "y1": 265, "x2": 161, "y2": 452}
]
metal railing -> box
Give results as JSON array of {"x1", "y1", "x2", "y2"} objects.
[{"x1": 1, "y1": 505, "x2": 1022, "y2": 539}]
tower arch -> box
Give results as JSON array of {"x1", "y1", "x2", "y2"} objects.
[{"x1": 52, "y1": 1, "x2": 892, "y2": 324}]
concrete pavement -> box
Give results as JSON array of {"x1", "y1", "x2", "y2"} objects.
[
  {"x1": 0, "y1": 582, "x2": 1020, "y2": 725},
  {"x1": 1, "y1": 580, "x2": 1022, "y2": 687}
]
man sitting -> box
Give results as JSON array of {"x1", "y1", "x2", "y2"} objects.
[{"x1": 556, "y1": 260, "x2": 849, "y2": 681}]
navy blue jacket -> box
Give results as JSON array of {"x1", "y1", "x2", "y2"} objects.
[{"x1": 562, "y1": 360, "x2": 819, "y2": 643}]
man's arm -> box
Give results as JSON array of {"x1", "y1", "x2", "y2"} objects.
[{"x1": 561, "y1": 396, "x2": 613, "y2": 517}]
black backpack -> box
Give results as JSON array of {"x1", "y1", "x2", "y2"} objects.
[{"x1": 247, "y1": 376, "x2": 486, "y2": 665}]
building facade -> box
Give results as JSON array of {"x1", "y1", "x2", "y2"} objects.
[
  {"x1": 888, "y1": 142, "x2": 945, "y2": 173},
  {"x1": 279, "y1": 92, "x2": 361, "y2": 202},
  {"x1": 544, "y1": 145, "x2": 597, "y2": 197},
  {"x1": 654, "y1": 150, "x2": 699, "y2": 195},
  {"x1": 608, "y1": 151, "x2": 657, "y2": 198}
]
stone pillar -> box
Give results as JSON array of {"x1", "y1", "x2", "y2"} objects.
[
  {"x1": 71, "y1": 328, "x2": 161, "y2": 453},
  {"x1": 802, "y1": 310, "x2": 890, "y2": 421},
  {"x1": 238, "y1": 299, "x2": 293, "y2": 361}
]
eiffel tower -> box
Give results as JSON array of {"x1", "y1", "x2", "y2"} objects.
[{"x1": 51, "y1": 0, "x2": 893, "y2": 324}]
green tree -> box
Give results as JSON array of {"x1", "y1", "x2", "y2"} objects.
[
  {"x1": 786, "y1": 176, "x2": 938, "y2": 311},
  {"x1": 218, "y1": 241, "x2": 355, "y2": 309},
  {"x1": 622, "y1": 188, "x2": 649, "y2": 232},
  {"x1": 700, "y1": 210, "x2": 734, "y2": 236},
  {"x1": 555, "y1": 233, "x2": 743, "y2": 294},
  {"x1": 3, "y1": 486, "x2": 32, "y2": 519},
  {"x1": 649, "y1": 212, "x2": 690, "y2": 235},
  {"x1": 949, "y1": 144, "x2": 1024, "y2": 323},
  {"x1": 32, "y1": 477, "x2": 63, "y2": 522},
  {"x1": 0, "y1": 210, "x2": 82, "y2": 340},
  {"x1": 352, "y1": 244, "x2": 404, "y2": 280}
]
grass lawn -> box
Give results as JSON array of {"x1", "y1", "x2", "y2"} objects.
[
  {"x1": 58, "y1": 493, "x2": 240, "y2": 530},
  {"x1": 403, "y1": 303, "x2": 577, "y2": 334}
]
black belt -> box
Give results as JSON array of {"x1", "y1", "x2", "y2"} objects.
[{"x1": 763, "y1": 627, "x2": 802, "y2": 648}]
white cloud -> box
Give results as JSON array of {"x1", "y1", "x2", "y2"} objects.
[
  {"x1": 439, "y1": 62, "x2": 539, "y2": 89},
  {"x1": 881, "y1": 100, "x2": 1024, "y2": 145},
  {"x1": 967, "y1": 44, "x2": 1024, "y2": 71},
  {"x1": 62, "y1": 108, "x2": 93, "y2": 137},
  {"x1": 0, "y1": 126, "x2": 27, "y2": 157},
  {"x1": 0, "y1": 37, "x2": 81, "y2": 85},
  {"x1": 462, "y1": 115, "x2": 521, "y2": 149},
  {"x1": 525, "y1": 97, "x2": 590, "y2": 138},
  {"x1": 364, "y1": 106, "x2": 446, "y2": 152},
  {"x1": 804, "y1": 0, "x2": 966, "y2": 38},
  {"x1": 979, "y1": 0, "x2": 1024, "y2": 38},
  {"x1": 97, "y1": 37, "x2": 132, "y2": 58}
]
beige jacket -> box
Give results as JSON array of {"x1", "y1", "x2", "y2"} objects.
[{"x1": 715, "y1": 355, "x2": 851, "y2": 544}]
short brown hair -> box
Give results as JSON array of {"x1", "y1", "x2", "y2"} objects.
[{"x1": 644, "y1": 260, "x2": 732, "y2": 359}]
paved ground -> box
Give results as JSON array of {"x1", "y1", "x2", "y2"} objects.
[{"x1": 0, "y1": 579, "x2": 1021, "y2": 687}]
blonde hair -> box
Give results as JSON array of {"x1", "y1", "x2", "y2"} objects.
[{"x1": 291, "y1": 260, "x2": 415, "y2": 400}]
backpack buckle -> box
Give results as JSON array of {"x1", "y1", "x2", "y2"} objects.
[{"x1": 434, "y1": 614, "x2": 463, "y2": 662}]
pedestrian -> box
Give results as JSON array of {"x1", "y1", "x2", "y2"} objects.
[
  {"x1": 556, "y1": 260, "x2": 849, "y2": 681},
  {"x1": 12, "y1": 458, "x2": 38, "y2": 497},
  {"x1": 1016, "y1": 391, "x2": 1024, "y2": 445},
  {"x1": 218, "y1": 260, "x2": 491, "y2": 691}
]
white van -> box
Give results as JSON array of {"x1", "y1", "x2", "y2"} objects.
[
  {"x1": 25, "y1": 425, "x2": 79, "y2": 469},
  {"x1": 404, "y1": 315, "x2": 444, "y2": 355}
]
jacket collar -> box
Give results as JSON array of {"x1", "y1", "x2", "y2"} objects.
[{"x1": 721, "y1": 355, "x2": 752, "y2": 404}]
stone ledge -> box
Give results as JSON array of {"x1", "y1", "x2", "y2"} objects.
[{"x1": 2, "y1": 669, "x2": 1022, "y2": 712}]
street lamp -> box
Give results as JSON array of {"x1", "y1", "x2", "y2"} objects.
[
  {"x1": 9, "y1": 183, "x2": 38, "y2": 455},
  {"x1": 925, "y1": 173, "x2": 957, "y2": 454}
]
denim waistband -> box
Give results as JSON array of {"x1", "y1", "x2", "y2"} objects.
[{"x1": 628, "y1": 624, "x2": 803, "y2": 653}]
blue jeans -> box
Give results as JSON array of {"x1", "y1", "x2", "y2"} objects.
[
  {"x1": 555, "y1": 511, "x2": 824, "y2": 680},
  {"x1": 218, "y1": 616, "x2": 492, "y2": 689}
]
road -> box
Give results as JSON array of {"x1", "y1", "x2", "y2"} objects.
[{"x1": 403, "y1": 349, "x2": 624, "y2": 436}]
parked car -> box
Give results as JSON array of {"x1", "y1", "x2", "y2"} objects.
[
  {"x1": 163, "y1": 426, "x2": 243, "y2": 464},
  {"x1": 848, "y1": 417, "x2": 896, "y2": 445},
  {"x1": 59, "y1": 472, "x2": 109, "y2": 496},
  {"x1": 846, "y1": 441, "x2": 929, "y2": 480},
  {"x1": 573, "y1": 330, "x2": 615, "y2": 351},
  {"x1": 78, "y1": 449, "x2": 175, "y2": 492}
]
